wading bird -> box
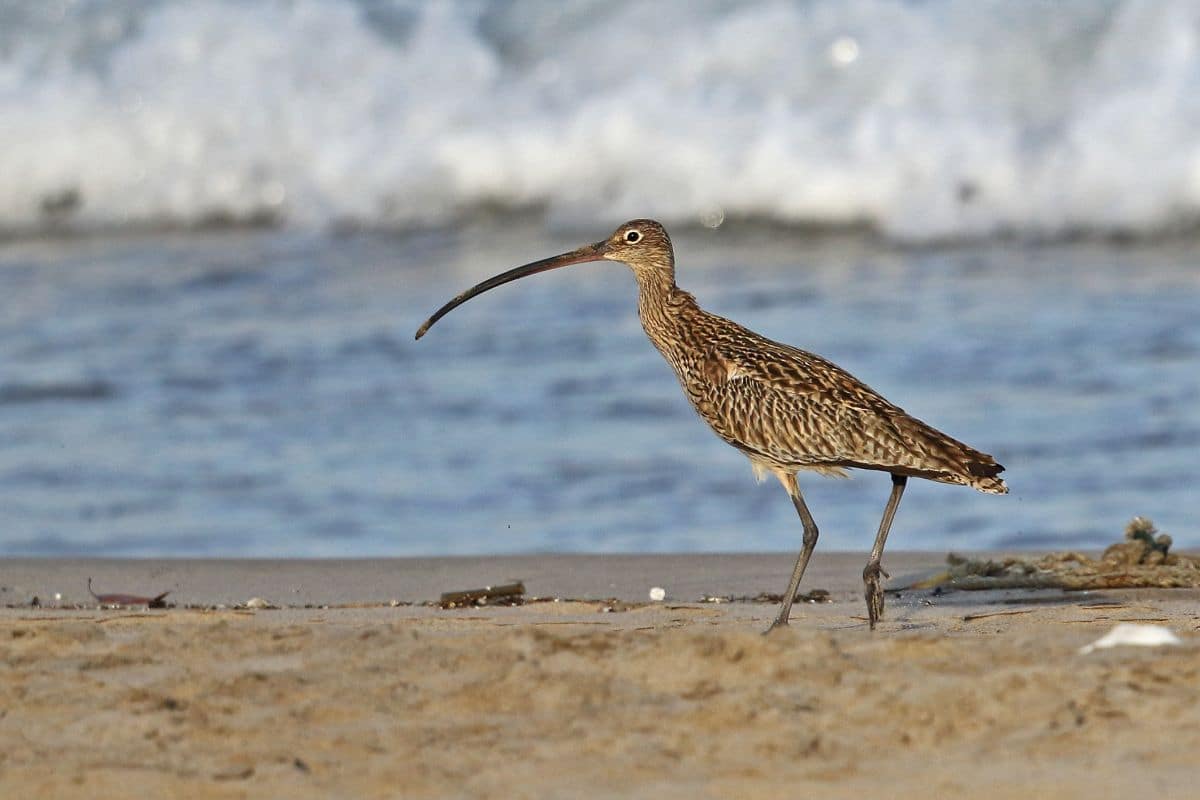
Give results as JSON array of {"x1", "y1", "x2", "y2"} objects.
[{"x1": 415, "y1": 220, "x2": 1006, "y2": 631}]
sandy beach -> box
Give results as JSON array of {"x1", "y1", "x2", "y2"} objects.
[{"x1": 2, "y1": 553, "x2": 1197, "y2": 799}]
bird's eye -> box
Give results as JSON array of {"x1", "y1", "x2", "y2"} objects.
[{"x1": 625, "y1": 230, "x2": 641, "y2": 243}]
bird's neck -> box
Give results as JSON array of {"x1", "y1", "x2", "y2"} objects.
[
  {"x1": 635, "y1": 270, "x2": 700, "y2": 355},
  {"x1": 635, "y1": 266, "x2": 677, "y2": 321}
]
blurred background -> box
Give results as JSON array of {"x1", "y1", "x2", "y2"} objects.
[{"x1": 0, "y1": 0, "x2": 1197, "y2": 556}]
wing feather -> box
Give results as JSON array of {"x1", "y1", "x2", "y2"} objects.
[{"x1": 687, "y1": 319, "x2": 1002, "y2": 488}]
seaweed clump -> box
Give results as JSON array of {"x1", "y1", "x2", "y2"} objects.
[{"x1": 919, "y1": 518, "x2": 1200, "y2": 591}]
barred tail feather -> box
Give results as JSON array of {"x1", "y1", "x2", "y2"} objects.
[{"x1": 965, "y1": 458, "x2": 1007, "y2": 494}]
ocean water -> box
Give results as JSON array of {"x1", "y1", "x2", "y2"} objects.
[
  {"x1": 1, "y1": 224, "x2": 1197, "y2": 556},
  {"x1": 1, "y1": 1, "x2": 1199, "y2": 556}
]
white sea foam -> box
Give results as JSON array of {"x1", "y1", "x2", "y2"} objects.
[{"x1": 3, "y1": 0, "x2": 1200, "y2": 240}]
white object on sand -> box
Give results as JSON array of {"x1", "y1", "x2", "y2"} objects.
[
  {"x1": 649, "y1": 587, "x2": 666, "y2": 602},
  {"x1": 1079, "y1": 623, "x2": 1182, "y2": 655},
  {"x1": 245, "y1": 597, "x2": 274, "y2": 609}
]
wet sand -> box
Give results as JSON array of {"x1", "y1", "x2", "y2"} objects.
[{"x1": 2, "y1": 553, "x2": 1198, "y2": 799}]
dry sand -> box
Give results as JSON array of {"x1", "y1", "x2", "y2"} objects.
[{"x1": 1, "y1": 554, "x2": 1198, "y2": 799}]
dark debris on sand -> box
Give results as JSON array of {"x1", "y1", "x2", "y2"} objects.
[{"x1": 915, "y1": 517, "x2": 1200, "y2": 591}]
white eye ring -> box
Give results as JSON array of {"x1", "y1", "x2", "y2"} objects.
[{"x1": 625, "y1": 230, "x2": 641, "y2": 243}]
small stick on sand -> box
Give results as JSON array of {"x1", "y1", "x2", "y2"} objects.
[{"x1": 962, "y1": 608, "x2": 1038, "y2": 622}]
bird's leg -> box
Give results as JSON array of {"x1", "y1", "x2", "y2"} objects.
[
  {"x1": 863, "y1": 474, "x2": 908, "y2": 630},
  {"x1": 765, "y1": 472, "x2": 819, "y2": 634}
]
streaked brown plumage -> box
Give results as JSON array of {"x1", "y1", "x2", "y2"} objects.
[{"x1": 416, "y1": 219, "x2": 1006, "y2": 632}]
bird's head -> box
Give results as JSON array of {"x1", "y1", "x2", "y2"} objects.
[
  {"x1": 415, "y1": 219, "x2": 675, "y2": 339},
  {"x1": 600, "y1": 219, "x2": 674, "y2": 277}
]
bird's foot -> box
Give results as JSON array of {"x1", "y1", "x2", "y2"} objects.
[
  {"x1": 763, "y1": 614, "x2": 791, "y2": 636},
  {"x1": 863, "y1": 562, "x2": 890, "y2": 630}
]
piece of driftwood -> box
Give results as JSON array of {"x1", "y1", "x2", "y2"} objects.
[
  {"x1": 921, "y1": 518, "x2": 1200, "y2": 592},
  {"x1": 439, "y1": 582, "x2": 526, "y2": 608}
]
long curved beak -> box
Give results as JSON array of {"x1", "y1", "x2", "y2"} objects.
[{"x1": 415, "y1": 241, "x2": 608, "y2": 339}]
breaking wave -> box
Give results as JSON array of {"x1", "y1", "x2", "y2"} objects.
[{"x1": 3, "y1": 0, "x2": 1200, "y2": 240}]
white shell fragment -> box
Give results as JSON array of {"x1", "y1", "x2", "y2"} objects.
[
  {"x1": 1079, "y1": 623, "x2": 1182, "y2": 654},
  {"x1": 649, "y1": 587, "x2": 667, "y2": 602},
  {"x1": 245, "y1": 597, "x2": 274, "y2": 609}
]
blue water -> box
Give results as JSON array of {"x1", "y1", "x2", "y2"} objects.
[
  {"x1": 3, "y1": 0, "x2": 1200, "y2": 555},
  {"x1": 1, "y1": 224, "x2": 1197, "y2": 556}
]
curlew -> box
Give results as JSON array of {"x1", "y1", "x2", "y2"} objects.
[{"x1": 415, "y1": 220, "x2": 1006, "y2": 631}]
